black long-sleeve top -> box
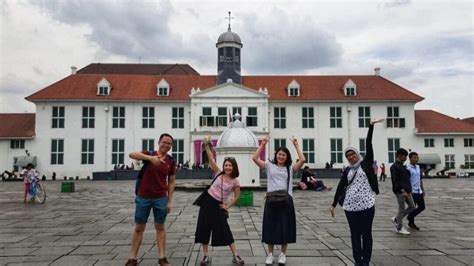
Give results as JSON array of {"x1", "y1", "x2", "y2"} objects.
[
  {"x1": 390, "y1": 160, "x2": 412, "y2": 194},
  {"x1": 331, "y1": 124, "x2": 379, "y2": 207}
]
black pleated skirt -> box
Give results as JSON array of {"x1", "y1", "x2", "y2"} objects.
[{"x1": 262, "y1": 196, "x2": 296, "y2": 244}]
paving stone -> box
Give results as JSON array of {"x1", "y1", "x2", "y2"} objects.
[{"x1": 0, "y1": 178, "x2": 472, "y2": 265}]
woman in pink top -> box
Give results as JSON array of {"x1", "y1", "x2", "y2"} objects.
[{"x1": 194, "y1": 136, "x2": 244, "y2": 265}]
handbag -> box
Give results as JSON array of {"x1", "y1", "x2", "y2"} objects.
[
  {"x1": 266, "y1": 165, "x2": 291, "y2": 208},
  {"x1": 193, "y1": 172, "x2": 222, "y2": 206},
  {"x1": 338, "y1": 168, "x2": 356, "y2": 206}
]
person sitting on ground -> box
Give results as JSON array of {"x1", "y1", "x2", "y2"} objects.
[{"x1": 300, "y1": 166, "x2": 332, "y2": 191}]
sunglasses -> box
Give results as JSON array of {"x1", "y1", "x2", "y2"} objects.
[{"x1": 224, "y1": 157, "x2": 235, "y2": 160}]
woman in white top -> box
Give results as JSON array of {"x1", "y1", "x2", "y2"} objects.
[
  {"x1": 252, "y1": 136, "x2": 305, "y2": 265},
  {"x1": 194, "y1": 136, "x2": 244, "y2": 265}
]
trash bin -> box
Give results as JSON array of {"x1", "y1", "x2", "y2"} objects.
[
  {"x1": 61, "y1": 181, "x2": 75, "y2": 193},
  {"x1": 236, "y1": 190, "x2": 253, "y2": 206}
]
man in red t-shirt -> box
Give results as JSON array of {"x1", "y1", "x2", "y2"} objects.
[{"x1": 126, "y1": 133, "x2": 176, "y2": 266}]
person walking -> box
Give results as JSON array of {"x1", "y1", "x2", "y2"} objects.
[
  {"x1": 329, "y1": 119, "x2": 382, "y2": 266},
  {"x1": 126, "y1": 133, "x2": 176, "y2": 266},
  {"x1": 252, "y1": 136, "x2": 305, "y2": 265},
  {"x1": 379, "y1": 163, "x2": 387, "y2": 182},
  {"x1": 195, "y1": 136, "x2": 245, "y2": 265},
  {"x1": 406, "y1": 152, "x2": 425, "y2": 230},
  {"x1": 390, "y1": 148, "x2": 415, "y2": 235},
  {"x1": 20, "y1": 163, "x2": 38, "y2": 203}
]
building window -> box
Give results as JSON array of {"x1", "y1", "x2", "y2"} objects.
[
  {"x1": 82, "y1": 106, "x2": 95, "y2": 128},
  {"x1": 158, "y1": 87, "x2": 169, "y2": 96},
  {"x1": 445, "y1": 154, "x2": 455, "y2": 169},
  {"x1": 51, "y1": 139, "x2": 64, "y2": 165},
  {"x1": 172, "y1": 139, "x2": 184, "y2": 164},
  {"x1": 172, "y1": 107, "x2": 184, "y2": 129},
  {"x1": 289, "y1": 87, "x2": 300, "y2": 96},
  {"x1": 330, "y1": 107, "x2": 342, "y2": 128},
  {"x1": 10, "y1": 140, "x2": 25, "y2": 149},
  {"x1": 142, "y1": 139, "x2": 154, "y2": 151},
  {"x1": 464, "y1": 154, "x2": 474, "y2": 169},
  {"x1": 387, "y1": 106, "x2": 405, "y2": 128},
  {"x1": 112, "y1": 139, "x2": 125, "y2": 165},
  {"x1": 330, "y1": 138, "x2": 343, "y2": 163},
  {"x1": 345, "y1": 87, "x2": 356, "y2": 96},
  {"x1": 232, "y1": 107, "x2": 242, "y2": 116},
  {"x1": 200, "y1": 107, "x2": 214, "y2": 127},
  {"x1": 142, "y1": 106, "x2": 155, "y2": 128},
  {"x1": 302, "y1": 107, "x2": 314, "y2": 128},
  {"x1": 359, "y1": 138, "x2": 366, "y2": 157},
  {"x1": 81, "y1": 139, "x2": 94, "y2": 165},
  {"x1": 358, "y1": 106, "x2": 371, "y2": 128},
  {"x1": 246, "y1": 107, "x2": 258, "y2": 127},
  {"x1": 424, "y1": 138, "x2": 435, "y2": 148},
  {"x1": 217, "y1": 107, "x2": 228, "y2": 127},
  {"x1": 274, "y1": 107, "x2": 286, "y2": 129},
  {"x1": 52, "y1": 106, "x2": 65, "y2": 128},
  {"x1": 112, "y1": 106, "x2": 125, "y2": 128},
  {"x1": 302, "y1": 138, "x2": 315, "y2": 163},
  {"x1": 274, "y1": 139, "x2": 286, "y2": 151},
  {"x1": 464, "y1": 138, "x2": 474, "y2": 147},
  {"x1": 388, "y1": 138, "x2": 400, "y2": 163},
  {"x1": 444, "y1": 138, "x2": 454, "y2": 147},
  {"x1": 98, "y1": 86, "x2": 109, "y2": 95}
]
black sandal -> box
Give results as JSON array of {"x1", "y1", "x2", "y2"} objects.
[{"x1": 158, "y1": 257, "x2": 170, "y2": 266}]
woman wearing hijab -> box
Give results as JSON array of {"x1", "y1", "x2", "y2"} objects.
[{"x1": 329, "y1": 119, "x2": 383, "y2": 266}]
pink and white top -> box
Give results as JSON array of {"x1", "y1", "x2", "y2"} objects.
[{"x1": 207, "y1": 174, "x2": 240, "y2": 202}]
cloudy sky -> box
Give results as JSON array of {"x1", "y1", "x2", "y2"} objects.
[{"x1": 1, "y1": 0, "x2": 473, "y2": 118}]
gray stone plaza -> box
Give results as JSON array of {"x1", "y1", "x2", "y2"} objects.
[{"x1": 1, "y1": 178, "x2": 473, "y2": 266}]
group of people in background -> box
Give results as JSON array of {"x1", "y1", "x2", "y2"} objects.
[{"x1": 123, "y1": 117, "x2": 426, "y2": 266}]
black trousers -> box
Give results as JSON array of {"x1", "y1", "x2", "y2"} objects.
[
  {"x1": 194, "y1": 192, "x2": 234, "y2": 246},
  {"x1": 345, "y1": 206, "x2": 375, "y2": 264},
  {"x1": 407, "y1": 193, "x2": 425, "y2": 223}
]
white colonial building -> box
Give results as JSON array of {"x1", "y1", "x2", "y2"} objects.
[{"x1": 1, "y1": 25, "x2": 473, "y2": 179}]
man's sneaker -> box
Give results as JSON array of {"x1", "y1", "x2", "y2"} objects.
[
  {"x1": 232, "y1": 254, "x2": 245, "y2": 265},
  {"x1": 396, "y1": 227, "x2": 411, "y2": 235},
  {"x1": 125, "y1": 259, "x2": 138, "y2": 266},
  {"x1": 200, "y1": 255, "x2": 209, "y2": 266},
  {"x1": 408, "y1": 222, "x2": 420, "y2": 231},
  {"x1": 277, "y1": 253, "x2": 286, "y2": 265},
  {"x1": 265, "y1": 253, "x2": 274, "y2": 264},
  {"x1": 158, "y1": 257, "x2": 170, "y2": 266},
  {"x1": 391, "y1": 216, "x2": 398, "y2": 229}
]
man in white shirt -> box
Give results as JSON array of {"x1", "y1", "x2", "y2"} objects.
[{"x1": 406, "y1": 152, "x2": 425, "y2": 230}]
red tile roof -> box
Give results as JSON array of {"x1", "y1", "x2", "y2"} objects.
[
  {"x1": 0, "y1": 113, "x2": 35, "y2": 138},
  {"x1": 26, "y1": 74, "x2": 424, "y2": 102},
  {"x1": 77, "y1": 63, "x2": 200, "y2": 75},
  {"x1": 415, "y1": 110, "x2": 474, "y2": 133},
  {"x1": 462, "y1": 117, "x2": 474, "y2": 125}
]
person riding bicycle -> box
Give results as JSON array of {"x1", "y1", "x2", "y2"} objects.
[{"x1": 20, "y1": 163, "x2": 39, "y2": 202}]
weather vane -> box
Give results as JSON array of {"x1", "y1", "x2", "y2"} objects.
[{"x1": 226, "y1": 11, "x2": 234, "y2": 31}]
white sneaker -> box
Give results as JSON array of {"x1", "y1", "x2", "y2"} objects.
[
  {"x1": 277, "y1": 253, "x2": 286, "y2": 264},
  {"x1": 265, "y1": 253, "x2": 274, "y2": 264},
  {"x1": 396, "y1": 227, "x2": 411, "y2": 235}
]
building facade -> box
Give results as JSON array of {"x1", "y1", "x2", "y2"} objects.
[{"x1": 1, "y1": 26, "x2": 473, "y2": 179}]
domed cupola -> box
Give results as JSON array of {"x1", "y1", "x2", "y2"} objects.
[
  {"x1": 216, "y1": 11, "x2": 243, "y2": 85},
  {"x1": 217, "y1": 114, "x2": 258, "y2": 148}
]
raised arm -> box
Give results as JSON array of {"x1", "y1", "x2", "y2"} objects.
[
  {"x1": 291, "y1": 136, "x2": 305, "y2": 172},
  {"x1": 203, "y1": 135, "x2": 220, "y2": 174},
  {"x1": 252, "y1": 136, "x2": 268, "y2": 170},
  {"x1": 129, "y1": 151, "x2": 161, "y2": 166},
  {"x1": 365, "y1": 119, "x2": 384, "y2": 163}
]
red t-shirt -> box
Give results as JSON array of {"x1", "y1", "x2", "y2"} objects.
[{"x1": 137, "y1": 151, "x2": 176, "y2": 199}]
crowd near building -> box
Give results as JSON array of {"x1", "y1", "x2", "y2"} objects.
[{"x1": 1, "y1": 23, "x2": 473, "y2": 179}]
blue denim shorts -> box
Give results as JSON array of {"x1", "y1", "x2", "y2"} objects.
[{"x1": 134, "y1": 196, "x2": 168, "y2": 224}]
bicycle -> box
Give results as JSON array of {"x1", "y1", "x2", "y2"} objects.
[{"x1": 29, "y1": 179, "x2": 47, "y2": 204}]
